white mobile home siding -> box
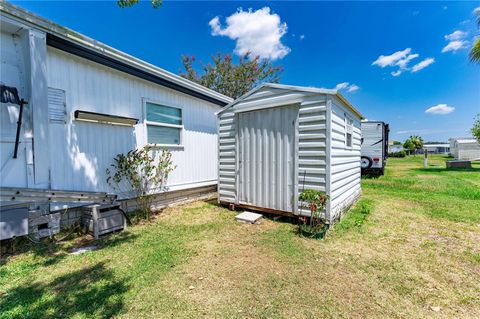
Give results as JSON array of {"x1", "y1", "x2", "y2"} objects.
[
  {"x1": 218, "y1": 84, "x2": 362, "y2": 223},
  {"x1": 46, "y1": 48, "x2": 220, "y2": 194}
]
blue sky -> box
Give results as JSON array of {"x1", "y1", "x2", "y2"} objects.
[{"x1": 12, "y1": 1, "x2": 480, "y2": 142}]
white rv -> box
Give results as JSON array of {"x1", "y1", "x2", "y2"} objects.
[{"x1": 361, "y1": 121, "x2": 389, "y2": 175}]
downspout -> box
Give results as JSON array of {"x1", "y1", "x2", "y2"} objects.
[{"x1": 13, "y1": 98, "x2": 28, "y2": 159}]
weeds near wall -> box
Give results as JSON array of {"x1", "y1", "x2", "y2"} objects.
[
  {"x1": 333, "y1": 199, "x2": 373, "y2": 234},
  {"x1": 106, "y1": 146, "x2": 176, "y2": 220}
]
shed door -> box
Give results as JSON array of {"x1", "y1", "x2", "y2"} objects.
[{"x1": 237, "y1": 105, "x2": 298, "y2": 213}]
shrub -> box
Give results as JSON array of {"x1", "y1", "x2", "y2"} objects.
[
  {"x1": 389, "y1": 151, "x2": 406, "y2": 158},
  {"x1": 106, "y1": 146, "x2": 176, "y2": 220},
  {"x1": 298, "y1": 189, "x2": 329, "y2": 234}
]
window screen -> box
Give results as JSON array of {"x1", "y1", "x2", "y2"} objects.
[
  {"x1": 345, "y1": 116, "x2": 353, "y2": 148},
  {"x1": 146, "y1": 102, "x2": 183, "y2": 145}
]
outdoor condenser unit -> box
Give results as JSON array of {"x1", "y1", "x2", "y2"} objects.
[{"x1": 81, "y1": 204, "x2": 127, "y2": 239}]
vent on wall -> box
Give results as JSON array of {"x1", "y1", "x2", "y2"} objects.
[{"x1": 48, "y1": 87, "x2": 67, "y2": 124}]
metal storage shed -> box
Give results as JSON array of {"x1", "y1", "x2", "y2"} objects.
[
  {"x1": 217, "y1": 83, "x2": 364, "y2": 224},
  {"x1": 450, "y1": 138, "x2": 480, "y2": 160}
]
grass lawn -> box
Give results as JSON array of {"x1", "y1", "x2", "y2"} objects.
[{"x1": 1, "y1": 155, "x2": 479, "y2": 318}]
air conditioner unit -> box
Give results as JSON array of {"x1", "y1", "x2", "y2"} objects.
[{"x1": 81, "y1": 204, "x2": 126, "y2": 239}]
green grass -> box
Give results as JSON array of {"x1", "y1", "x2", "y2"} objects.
[{"x1": 1, "y1": 155, "x2": 479, "y2": 318}]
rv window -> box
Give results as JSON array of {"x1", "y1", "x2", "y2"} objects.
[
  {"x1": 145, "y1": 102, "x2": 183, "y2": 145},
  {"x1": 345, "y1": 116, "x2": 353, "y2": 148}
]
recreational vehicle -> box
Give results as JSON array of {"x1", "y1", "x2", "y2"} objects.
[{"x1": 360, "y1": 121, "x2": 389, "y2": 175}]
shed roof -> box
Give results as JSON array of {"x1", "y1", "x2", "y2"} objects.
[
  {"x1": 449, "y1": 137, "x2": 478, "y2": 144},
  {"x1": 0, "y1": 1, "x2": 232, "y2": 106},
  {"x1": 216, "y1": 83, "x2": 364, "y2": 119}
]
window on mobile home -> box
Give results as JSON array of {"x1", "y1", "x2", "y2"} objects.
[
  {"x1": 146, "y1": 102, "x2": 183, "y2": 145},
  {"x1": 345, "y1": 115, "x2": 353, "y2": 148}
]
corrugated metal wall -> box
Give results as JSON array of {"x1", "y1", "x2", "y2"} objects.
[
  {"x1": 237, "y1": 105, "x2": 297, "y2": 212},
  {"x1": 44, "y1": 47, "x2": 221, "y2": 194},
  {"x1": 329, "y1": 96, "x2": 362, "y2": 221}
]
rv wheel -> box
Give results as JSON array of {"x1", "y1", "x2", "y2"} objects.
[{"x1": 361, "y1": 156, "x2": 373, "y2": 169}]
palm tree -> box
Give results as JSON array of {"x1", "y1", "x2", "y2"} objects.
[
  {"x1": 409, "y1": 135, "x2": 424, "y2": 157},
  {"x1": 470, "y1": 9, "x2": 480, "y2": 62}
]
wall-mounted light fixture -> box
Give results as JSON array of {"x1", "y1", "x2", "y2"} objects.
[{"x1": 74, "y1": 110, "x2": 138, "y2": 126}]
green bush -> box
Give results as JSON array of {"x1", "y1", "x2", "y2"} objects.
[{"x1": 389, "y1": 150, "x2": 406, "y2": 158}]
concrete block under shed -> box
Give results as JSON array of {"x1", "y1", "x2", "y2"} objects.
[
  {"x1": 446, "y1": 160, "x2": 471, "y2": 169},
  {"x1": 235, "y1": 211, "x2": 263, "y2": 224},
  {"x1": 29, "y1": 210, "x2": 61, "y2": 240}
]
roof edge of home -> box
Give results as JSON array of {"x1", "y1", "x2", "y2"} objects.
[{"x1": 0, "y1": 1, "x2": 232, "y2": 106}]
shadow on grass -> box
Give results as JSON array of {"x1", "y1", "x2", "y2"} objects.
[
  {"x1": 415, "y1": 167, "x2": 480, "y2": 173},
  {"x1": 361, "y1": 174, "x2": 382, "y2": 179},
  {"x1": 1, "y1": 231, "x2": 137, "y2": 268},
  {"x1": 0, "y1": 261, "x2": 128, "y2": 319}
]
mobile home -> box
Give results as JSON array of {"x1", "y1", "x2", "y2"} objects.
[
  {"x1": 0, "y1": 3, "x2": 231, "y2": 206},
  {"x1": 449, "y1": 138, "x2": 480, "y2": 161},
  {"x1": 360, "y1": 121, "x2": 389, "y2": 175},
  {"x1": 217, "y1": 83, "x2": 364, "y2": 224}
]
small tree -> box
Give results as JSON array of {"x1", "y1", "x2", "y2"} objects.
[
  {"x1": 403, "y1": 139, "x2": 414, "y2": 156},
  {"x1": 106, "y1": 146, "x2": 176, "y2": 219},
  {"x1": 472, "y1": 114, "x2": 480, "y2": 142},
  {"x1": 404, "y1": 135, "x2": 423, "y2": 156},
  {"x1": 180, "y1": 52, "x2": 283, "y2": 99},
  {"x1": 410, "y1": 135, "x2": 424, "y2": 156},
  {"x1": 298, "y1": 189, "x2": 329, "y2": 234}
]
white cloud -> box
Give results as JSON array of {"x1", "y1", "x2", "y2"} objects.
[
  {"x1": 442, "y1": 30, "x2": 469, "y2": 53},
  {"x1": 441, "y1": 40, "x2": 469, "y2": 53},
  {"x1": 372, "y1": 48, "x2": 413, "y2": 68},
  {"x1": 299, "y1": 34, "x2": 305, "y2": 40},
  {"x1": 347, "y1": 84, "x2": 360, "y2": 92},
  {"x1": 425, "y1": 104, "x2": 455, "y2": 115},
  {"x1": 372, "y1": 48, "x2": 435, "y2": 76},
  {"x1": 334, "y1": 82, "x2": 360, "y2": 93},
  {"x1": 391, "y1": 70, "x2": 402, "y2": 77},
  {"x1": 444, "y1": 30, "x2": 468, "y2": 41},
  {"x1": 209, "y1": 7, "x2": 290, "y2": 60},
  {"x1": 474, "y1": 7, "x2": 480, "y2": 15},
  {"x1": 396, "y1": 128, "x2": 463, "y2": 135},
  {"x1": 411, "y1": 58, "x2": 435, "y2": 72}
]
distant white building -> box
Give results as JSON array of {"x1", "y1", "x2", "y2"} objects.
[
  {"x1": 449, "y1": 138, "x2": 480, "y2": 160},
  {"x1": 422, "y1": 144, "x2": 450, "y2": 154},
  {"x1": 388, "y1": 144, "x2": 404, "y2": 153}
]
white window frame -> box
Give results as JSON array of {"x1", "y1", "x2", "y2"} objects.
[
  {"x1": 345, "y1": 113, "x2": 354, "y2": 149},
  {"x1": 143, "y1": 98, "x2": 184, "y2": 148}
]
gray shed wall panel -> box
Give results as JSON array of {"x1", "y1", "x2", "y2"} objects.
[{"x1": 237, "y1": 105, "x2": 297, "y2": 212}]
